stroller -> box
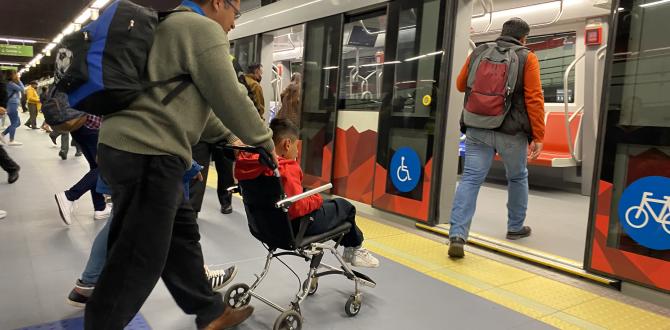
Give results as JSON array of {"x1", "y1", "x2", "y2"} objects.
[{"x1": 220, "y1": 145, "x2": 376, "y2": 330}]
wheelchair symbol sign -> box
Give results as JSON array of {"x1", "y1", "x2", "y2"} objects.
[
  {"x1": 390, "y1": 147, "x2": 421, "y2": 193},
  {"x1": 617, "y1": 176, "x2": 670, "y2": 250}
]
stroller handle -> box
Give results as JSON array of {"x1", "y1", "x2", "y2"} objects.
[{"x1": 219, "y1": 144, "x2": 278, "y2": 171}]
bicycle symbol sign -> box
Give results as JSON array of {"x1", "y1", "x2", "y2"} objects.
[
  {"x1": 617, "y1": 176, "x2": 670, "y2": 250},
  {"x1": 390, "y1": 147, "x2": 421, "y2": 193}
]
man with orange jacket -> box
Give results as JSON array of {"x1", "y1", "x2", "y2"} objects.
[{"x1": 448, "y1": 18, "x2": 545, "y2": 258}]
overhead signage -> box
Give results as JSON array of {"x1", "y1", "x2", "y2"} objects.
[
  {"x1": 0, "y1": 66, "x2": 17, "y2": 71},
  {"x1": 390, "y1": 147, "x2": 422, "y2": 193},
  {"x1": 618, "y1": 176, "x2": 670, "y2": 250},
  {"x1": 0, "y1": 44, "x2": 34, "y2": 57}
]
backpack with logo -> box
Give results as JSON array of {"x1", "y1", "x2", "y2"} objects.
[
  {"x1": 43, "y1": 0, "x2": 189, "y2": 127},
  {"x1": 463, "y1": 43, "x2": 526, "y2": 129}
]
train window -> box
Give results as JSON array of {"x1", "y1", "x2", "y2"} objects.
[
  {"x1": 232, "y1": 35, "x2": 259, "y2": 75},
  {"x1": 338, "y1": 11, "x2": 388, "y2": 111},
  {"x1": 526, "y1": 32, "x2": 577, "y2": 104},
  {"x1": 476, "y1": 32, "x2": 577, "y2": 104}
]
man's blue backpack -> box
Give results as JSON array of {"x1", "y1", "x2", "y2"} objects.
[{"x1": 49, "y1": 0, "x2": 190, "y2": 117}]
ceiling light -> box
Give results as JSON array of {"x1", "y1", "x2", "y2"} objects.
[
  {"x1": 53, "y1": 33, "x2": 64, "y2": 44},
  {"x1": 91, "y1": 0, "x2": 112, "y2": 9},
  {"x1": 63, "y1": 24, "x2": 76, "y2": 36},
  {"x1": 75, "y1": 9, "x2": 92, "y2": 24},
  {"x1": 91, "y1": 9, "x2": 100, "y2": 20},
  {"x1": 0, "y1": 38, "x2": 38, "y2": 44},
  {"x1": 640, "y1": 0, "x2": 670, "y2": 8}
]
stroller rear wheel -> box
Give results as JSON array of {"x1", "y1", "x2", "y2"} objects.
[{"x1": 224, "y1": 283, "x2": 251, "y2": 308}]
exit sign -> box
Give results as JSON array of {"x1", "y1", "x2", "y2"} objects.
[{"x1": 0, "y1": 45, "x2": 34, "y2": 57}]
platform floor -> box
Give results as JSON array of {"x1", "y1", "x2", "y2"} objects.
[{"x1": 1, "y1": 113, "x2": 669, "y2": 329}]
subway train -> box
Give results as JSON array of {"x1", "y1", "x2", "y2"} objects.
[{"x1": 225, "y1": 0, "x2": 613, "y2": 267}]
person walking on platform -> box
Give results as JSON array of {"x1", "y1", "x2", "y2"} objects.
[
  {"x1": 24, "y1": 81, "x2": 40, "y2": 129},
  {"x1": 0, "y1": 78, "x2": 20, "y2": 184},
  {"x1": 87, "y1": 1, "x2": 275, "y2": 329},
  {"x1": 448, "y1": 18, "x2": 545, "y2": 258},
  {"x1": 191, "y1": 118, "x2": 236, "y2": 215},
  {"x1": 1, "y1": 70, "x2": 24, "y2": 146},
  {"x1": 0, "y1": 71, "x2": 20, "y2": 220},
  {"x1": 49, "y1": 131, "x2": 83, "y2": 160},
  {"x1": 244, "y1": 63, "x2": 265, "y2": 119},
  {"x1": 54, "y1": 115, "x2": 110, "y2": 225}
]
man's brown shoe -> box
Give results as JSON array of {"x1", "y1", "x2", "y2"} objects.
[{"x1": 201, "y1": 306, "x2": 254, "y2": 330}]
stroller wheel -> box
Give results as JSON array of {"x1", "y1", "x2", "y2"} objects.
[
  {"x1": 224, "y1": 283, "x2": 251, "y2": 308},
  {"x1": 345, "y1": 294, "x2": 361, "y2": 317},
  {"x1": 273, "y1": 310, "x2": 302, "y2": 330},
  {"x1": 302, "y1": 278, "x2": 318, "y2": 296}
]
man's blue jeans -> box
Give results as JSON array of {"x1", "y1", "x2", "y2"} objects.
[
  {"x1": 81, "y1": 214, "x2": 112, "y2": 285},
  {"x1": 449, "y1": 128, "x2": 529, "y2": 240}
]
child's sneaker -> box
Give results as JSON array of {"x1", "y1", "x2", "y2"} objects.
[
  {"x1": 206, "y1": 265, "x2": 238, "y2": 291},
  {"x1": 344, "y1": 247, "x2": 380, "y2": 268},
  {"x1": 66, "y1": 279, "x2": 94, "y2": 308}
]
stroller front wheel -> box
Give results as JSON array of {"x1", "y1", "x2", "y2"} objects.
[
  {"x1": 345, "y1": 294, "x2": 361, "y2": 317},
  {"x1": 273, "y1": 310, "x2": 302, "y2": 330}
]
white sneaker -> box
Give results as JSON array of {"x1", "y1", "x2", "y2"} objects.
[
  {"x1": 93, "y1": 207, "x2": 111, "y2": 220},
  {"x1": 344, "y1": 247, "x2": 380, "y2": 268},
  {"x1": 55, "y1": 192, "x2": 74, "y2": 225},
  {"x1": 0, "y1": 134, "x2": 6, "y2": 145},
  {"x1": 7, "y1": 140, "x2": 22, "y2": 146},
  {"x1": 0, "y1": 210, "x2": 6, "y2": 219}
]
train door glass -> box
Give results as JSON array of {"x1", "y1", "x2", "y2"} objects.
[
  {"x1": 332, "y1": 10, "x2": 388, "y2": 204},
  {"x1": 300, "y1": 14, "x2": 344, "y2": 188},
  {"x1": 372, "y1": 0, "x2": 445, "y2": 222},
  {"x1": 586, "y1": 0, "x2": 670, "y2": 293},
  {"x1": 232, "y1": 35, "x2": 260, "y2": 75},
  {"x1": 262, "y1": 25, "x2": 304, "y2": 123}
]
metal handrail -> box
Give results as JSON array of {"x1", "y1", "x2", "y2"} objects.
[
  {"x1": 472, "y1": 0, "x2": 494, "y2": 34},
  {"x1": 469, "y1": 39, "x2": 477, "y2": 52},
  {"x1": 472, "y1": 0, "x2": 563, "y2": 36},
  {"x1": 563, "y1": 51, "x2": 585, "y2": 162},
  {"x1": 593, "y1": 45, "x2": 607, "y2": 132}
]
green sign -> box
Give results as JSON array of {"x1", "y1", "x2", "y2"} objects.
[
  {"x1": 0, "y1": 44, "x2": 34, "y2": 57},
  {"x1": 0, "y1": 66, "x2": 17, "y2": 71}
]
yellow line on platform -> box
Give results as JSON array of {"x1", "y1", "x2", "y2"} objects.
[{"x1": 207, "y1": 167, "x2": 670, "y2": 329}]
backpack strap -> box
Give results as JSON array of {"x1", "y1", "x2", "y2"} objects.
[{"x1": 143, "y1": 74, "x2": 193, "y2": 106}]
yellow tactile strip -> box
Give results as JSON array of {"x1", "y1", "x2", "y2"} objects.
[
  {"x1": 357, "y1": 216, "x2": 670, "y2": 330},
  {"x1": 206, "y1": 169, "x2": 670, "y2": 329}
]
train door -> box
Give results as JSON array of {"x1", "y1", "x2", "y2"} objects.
[
  {"x1": 436, "y1": 0, "x2": 611, "y2": 265},
  {"x1": 586, "y1": 0, "x2": 670, "y2": 293},
  {"x1": 371, "y1": 0, "x2": 447, "y2": 221},
  {"x1": 332, "y1": 10, "x2": 388, "y2": 204},
  {"x1": 300, "y1": 15, "x2": 344, "y2": 188}
]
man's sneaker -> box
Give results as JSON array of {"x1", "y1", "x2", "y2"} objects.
[
  {"x1": 55, "y1": 192, "x2": 74, "y2": 225},
  {"x1": 66, "y1": 279, "x2": 94, "y2": 308},
  {"x1": 49, "y1": 134, "x2": 58, "y2": 147},
  {"x1": 448, "y1": 237, "x2": 465, "y2": 258},
  {"x1": 0, "y1": 210, "x2": 6, "y2": 219},
  {"x1": 7, "y1": 141, "x2": 22, "y2": 146},
  {"x1": 8, "y1": 169, "x2": 19, "y2": 184},
  {"x1": 506, "y1": 226, "x2": 532, "y2": 240},
  {"x1": 220, "y1": 205, "x2": 233, "y2": 215},
  {"x1": 59, "y1": 150, "x2": 67, "y2": 160},
  {"x1": 75, "y1": 151, "x2": 83, "y2": 157},
  {"x1": 343, "y1": 247, "x2": 380, "y2": 268},
  {"x1": 94, "y1": 207, "x2": 111, "y2": 220},
  {"x1": 206, "y1": 265, "x2": 238, "y2": 291}
]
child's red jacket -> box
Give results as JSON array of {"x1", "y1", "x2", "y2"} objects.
[{"x1": 235, "y1": 153, "x2": 323, "y2": 220}]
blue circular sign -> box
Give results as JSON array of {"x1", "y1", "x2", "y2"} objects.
[
  {"x1": 617, "y1": 176, "x2": 670, "y2": 250},
  {"x1": 390, "y1": 147, "x2": 422, "y2": 193}
]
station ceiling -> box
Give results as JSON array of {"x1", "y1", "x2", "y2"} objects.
[{"x1": 0, "y1": 0, "x2": 180, "y2": 79}]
